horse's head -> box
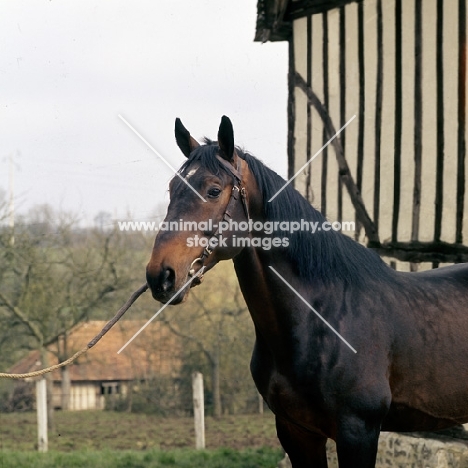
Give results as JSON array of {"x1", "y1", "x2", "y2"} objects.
[{"x1": 146, "y1": 116, "x2": 258, "y2": 304}]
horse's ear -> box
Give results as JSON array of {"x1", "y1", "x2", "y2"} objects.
[
  {"x1": 217, "y1": 115, "x2": 234, "y2": 162},
  {"x1": 175, "y1": 118, "x2": 200, "y2": 158}
]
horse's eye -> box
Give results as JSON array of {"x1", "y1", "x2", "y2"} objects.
[{"x1": 207, "y1": 187, "x2": 222, "y2": 198}]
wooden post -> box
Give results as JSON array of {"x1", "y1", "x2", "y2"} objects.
[
  {"x1": 192, "y1": 371, "x2": 205, "y2": 449},
  {"x1": 61, "y1": 366, "x2": 71, "y2": 410},
  {"x1": 36, "y1": 378, "x2": 48, "y2": 452}
]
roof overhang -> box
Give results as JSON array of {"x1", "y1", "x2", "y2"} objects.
[
  {"x1": 255, "y1": 0, "x2": 291, "y2": 42},
  {"x1": 255, "y1": 0, "x2": 362, "y2": 42}
]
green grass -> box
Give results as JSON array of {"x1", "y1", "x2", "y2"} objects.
[
  {"x1": 0, "y1": 447, "x2": 283, "y2": 468},
  {"x1": 0, "y1": 412, "x2": 282, "y2": 467}
]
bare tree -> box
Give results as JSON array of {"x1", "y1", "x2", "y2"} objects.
[{"x1": 0, "y1": 205, "x2": 133, "y2": 425}]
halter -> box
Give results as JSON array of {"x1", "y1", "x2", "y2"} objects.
[{"x1": 188, "y1": 153, "x2": 250, "y2": 284}]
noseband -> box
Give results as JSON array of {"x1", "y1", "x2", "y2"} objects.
[{"x1": 188, "y1": 153, "x2": 250, "y2": 284}]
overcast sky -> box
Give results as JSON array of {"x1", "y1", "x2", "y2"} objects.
[{"x1": 1, "y1": 1, "x2": 288, "y2": 226}]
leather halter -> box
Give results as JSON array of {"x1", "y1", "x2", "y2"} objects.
[{"x1": 188, "y1": 153, "x2": 250, "y2": 284}]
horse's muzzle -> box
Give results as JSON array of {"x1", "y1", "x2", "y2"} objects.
[
  {"x1": 145, "y1": 264, "x2": 190, "y2": 304},
  {"x1": 146, "y1": 265, "x2": 173, "y2": 299}
]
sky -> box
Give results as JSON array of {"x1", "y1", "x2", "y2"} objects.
[{"x1": 1, "y1": 0, "x2": 288, "y2": 226}]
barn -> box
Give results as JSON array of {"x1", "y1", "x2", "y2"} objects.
[
  {"x1": 7, "y1": 320, "x2": 180, "y2": 411},
  {"x1": 256, "y1": 0, "x2": 468, "y2": 270}
]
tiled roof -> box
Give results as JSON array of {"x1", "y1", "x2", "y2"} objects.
[{"x1": 8, "y1": 320, "x2": 181, "y2": 382}]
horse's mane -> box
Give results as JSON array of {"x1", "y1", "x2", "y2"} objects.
[{"x1": 180, "y1": 140, "x2": 393, "y2": 285}]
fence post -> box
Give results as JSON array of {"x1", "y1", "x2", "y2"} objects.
[
  {"x1": 192, "y1": 371, "x2": 205, "y2": 449},
  {"x1": 36, "y1": 377, "x2": 48, "y2": 452},
  {"x1": 258, "y1": 391, "x2": 264, "y2": 414}
]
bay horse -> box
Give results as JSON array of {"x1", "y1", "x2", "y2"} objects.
[{"x1": 146, "y1": 116, "x2": 468, "y2": 467}]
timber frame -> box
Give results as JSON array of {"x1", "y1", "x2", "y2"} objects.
[{"x1": 256, "y1": 0, "x2": 468, "y2": 267}]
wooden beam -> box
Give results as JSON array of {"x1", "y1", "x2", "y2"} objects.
[
  {"x1": 411, "y1": 0, "x2": 423, "y2": 243},
  {"x1": 287, "y1": 0, "x2": 362, "y2": 20},
  {"x1": 356, "y1": 1, "x2": 365, "y2": 241},
  {"x1": 434, "y1": 0, "x2": 445, "y2": 242},
  {"x1": 305, "y1": 14, "x2": 313, "y2": 201},
  {"x1": 374, "y1": 0, "x2": 383, "y2": 235},
  {"x1": 321, "y1": 11, "x2": 330, "y2": 217},
  {"x1": 369, "y1": 240, "x2": 468, "y2": 264},
  {"x1": 457, "y1": 0, "x2": 466, "y2": 243},
  {"x1": 287, "y1": 38, "x2": 296, "y2": 181},
  {"x1": 392, "y1": 0, "x2": 403, "y2": 243},
  {"x1": 338, "y1": 6, "x2": 346, "y2": 223},
  {"x1": 295, "y1": 72, "x2": 380, "y2": 244},
  {"x1": 411, "y1": 0, "x2": 423, "y2": 272}
]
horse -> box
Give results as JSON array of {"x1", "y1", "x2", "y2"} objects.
[{"x1": 145, "y1": 116, "x2": 468, "y2": 467}]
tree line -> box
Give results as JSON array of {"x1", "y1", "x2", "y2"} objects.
[{"x1": 0, "y1": 202, "x2": 260, "y2": 422}]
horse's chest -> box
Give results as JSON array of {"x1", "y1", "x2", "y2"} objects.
[
  {"x1": 251, "y1": 344, "x2": 331, "y2": 430},
  {"x1": 264, "y1": 372, "x2": 301, "y2": 413},
  {"x1": 261, "y1": 368, "x2": 335, "y2": 436}
]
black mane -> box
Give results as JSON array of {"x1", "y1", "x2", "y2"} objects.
[{"x1": 180, "y1": 141, "x2": 393, "y2": 285}]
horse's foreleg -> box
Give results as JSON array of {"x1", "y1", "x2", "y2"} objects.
[
  {"x1": 335, "y1": 415, "x2": 380, "y2": 468},
  {"x1": 276, "y1": 417, "x2": 328, "y2": 468}
]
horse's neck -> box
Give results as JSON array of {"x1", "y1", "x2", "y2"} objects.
[{"x1": 232, "y1": 247, "x2": 311, "y2": 348}]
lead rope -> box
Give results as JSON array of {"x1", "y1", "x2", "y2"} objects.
[{"x1": 0, "y1": 283, "x2": 148, "y2": 379}]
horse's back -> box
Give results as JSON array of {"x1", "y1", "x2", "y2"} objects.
[{"x1": 408, "y1": 262, "x2": 468, "y2": 283}]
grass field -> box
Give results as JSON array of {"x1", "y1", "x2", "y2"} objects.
[
  {"x1": 0, "y1": 447, "x2": 283, "y2": 468},
  {"x1": 0, "y1": 411, "x2": 283, "y2": 467}
]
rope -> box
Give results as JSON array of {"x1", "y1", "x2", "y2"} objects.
[{"x1": 0, "y1": 283, "x2": 148, "y2": 379}]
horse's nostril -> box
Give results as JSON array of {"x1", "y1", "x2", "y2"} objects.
[
  {"x1": 161, "y1": 267, "x2": 175, "y2": 292},
  {"x1": 146, "y1": 265, "x2": 176, "y2": 295}
]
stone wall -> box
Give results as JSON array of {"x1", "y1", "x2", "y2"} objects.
[{"x1": 278, "y1": 432, "x2": 468, "y2": 467}]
